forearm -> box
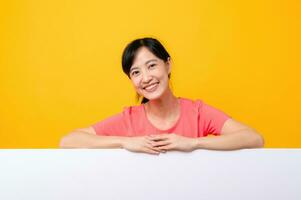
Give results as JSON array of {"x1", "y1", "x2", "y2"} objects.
[
  {"x1": 196, "y1": 129, "x2": 264, "y2": 150},
  {"x1": 60, "y1": 131, "x2": 127, "y2": 149}
]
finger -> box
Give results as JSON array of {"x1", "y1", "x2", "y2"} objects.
[
  {"x1": 146, "y1": 137, "x2": 170, "y2": 153},
  {"x1": 145, "y1": 135, "x2": 155, "y2": 139},
  {"x1": 146, "y1": 135, "x2": 158, "y2": 141},
  {"x1": 157, "y1": 144, "x2": 174, "y2": 151},
  {"x1": 148, "y1": 134, "x2": 158, "y2": 137},
  {"x1": 148, "y1": 134, "x2": 170, "y2": 141},
  {"x1": 152, "y1": 140, "x2": 172, "y2": 147},
  {"x1": 145, "y1": 136, "x2": 161, "y2": 143},
  {"x1": 145, "y1": 143, "x2": 161, "y2": 152},
  {"x1": 146, "y1": 134, "x2": 159, "y2": 139},
  {"x1": 145, "y1": 137, "x2": 155, "y2": 144},
  {"x1": 144, "y1": 147, "x2": 160, "y2": 155},
  {"x1": 145, "y1": 139, "x2": 169, "y2": 150},
  {"x1": 145, "y1": 138, "x2": 161, "y2": 145},
  {"x1": 145, "y1": 137, "x2": 165, "y2": 146}
]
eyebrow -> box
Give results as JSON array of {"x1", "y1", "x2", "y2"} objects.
[{"x1": 130, "y1": 59, "x2": 158, "y2": 73}]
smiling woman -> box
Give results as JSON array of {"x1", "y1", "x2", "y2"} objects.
[{"x1": 60, "y1": 37, "x2": 264, "y2": 154}]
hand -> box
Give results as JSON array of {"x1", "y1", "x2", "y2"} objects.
[
  {"x1": 148, "y1": 133, "x2": 198, "y2": 152},
  {"x1": 122, "y1": 136, "x2": 163, "y2": 155}
]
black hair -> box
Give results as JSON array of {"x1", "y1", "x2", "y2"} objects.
[{"x1": 121, "y1": 37, "x2": 171, "y2": 104}]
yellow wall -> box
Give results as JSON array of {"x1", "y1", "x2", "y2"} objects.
[{"x1": 0, "y1": 0, "x2": 300, "y2": 148}]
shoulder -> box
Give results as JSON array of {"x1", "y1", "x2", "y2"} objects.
[
  {"x1": 92, "y1": 104, "x2": 144, "y2": 136},
  {"x1": 179, "y1": 97, "x2": 229, "y2": 117},
  {"x1": 95, "y1": 104, "x2": 144, "y2": 124},
  {"x1": 179, "y1": 97, "x2": 205, "y2": 111},
  {"x1": 121, "y1": 104, "x2": 144, "y2": 117},
  {"x1": 97, "y1": 104, "x2": 143, "y2": 124}
]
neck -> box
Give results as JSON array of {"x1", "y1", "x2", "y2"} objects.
[{"x1": 144, "y1": 88, "x2": 179, "y2": 119}]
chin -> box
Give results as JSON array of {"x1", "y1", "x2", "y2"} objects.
[
  {"x1": 145, "y1": 96, "x2": 161, "y2": 101},
  {"x1": 142, "y1": 90, "x2": 165, "y2": 101}
]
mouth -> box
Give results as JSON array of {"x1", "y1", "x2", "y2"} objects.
[{"x1": 143, "y1": 82, "x2": 159, "y2": 92}]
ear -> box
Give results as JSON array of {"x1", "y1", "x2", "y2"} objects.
[{"x1": 166, "y1": 57, "x2": 171, "y2": 74}]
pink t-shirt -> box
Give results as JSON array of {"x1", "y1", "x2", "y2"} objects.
[{"x1": 92, "y1": 97, "x2": 231, "y2": 138}]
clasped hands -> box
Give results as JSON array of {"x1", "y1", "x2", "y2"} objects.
[{"x1": 122, "y1": 133, "x2": 199, "y2": 155}]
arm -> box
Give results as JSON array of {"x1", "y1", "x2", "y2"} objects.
[
  {"x1": 195, "y1": 118, "x2": 264, "y2": 150},
  {"x1": 59, "y1": 127, "x2": 125, "y2": 149},
  {"x1": 151, "y1": 119, "x2": 264, "y2": 152},
  {"x1": 59, "y1": 127, "x2": 162, "y2": 154}
]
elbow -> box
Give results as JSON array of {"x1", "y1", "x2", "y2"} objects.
[
  {"x1": 257, "y1": 134, "x2": 265, "y2": 148},
  {"x1": 250, "y1": 130, "x2": 265, "y2": 148},
  {"x1": 59, "y1": 132, "x2": 77, "y2": 148},
  {"x1": 59, "y1": 135, "x2": 70, "y2": 148}
]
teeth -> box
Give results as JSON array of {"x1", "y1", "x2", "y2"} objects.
[
  {"x1": 145, "y1": 84, "x2": 156, "y2": 89},
  {"x1": 144, "y1": 83, "x2": 158, "y2": 91}
]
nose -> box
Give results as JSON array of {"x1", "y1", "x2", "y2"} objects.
[{"x1": 141, "y1": 70, "x2": 152, "y2": 83}]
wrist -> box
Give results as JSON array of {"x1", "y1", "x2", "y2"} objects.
[
  {"x1": 193, "y1": 138, "x2": 204, "y2": 150},
  {"x1": 192, "y1": 138, "x2": 200, "y2": 150},
  {"x1": 120, "y1": 137, "x2": 129, "y2": 149}
]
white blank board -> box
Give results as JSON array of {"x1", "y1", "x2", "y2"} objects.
[{"x1": 0, "y1": 149, "x2": 300, "y2": 200}]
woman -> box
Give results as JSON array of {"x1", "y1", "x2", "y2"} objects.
[{"x1": 60, "y1": 37, "x2": 264, "y2": 154}]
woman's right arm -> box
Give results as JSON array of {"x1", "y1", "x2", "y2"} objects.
[
  {"x1": 59, "y1": 127, "x2": 125, "y2": 149},
  {"x1": 59, "y1": 127, "x2": 162, "y2": 154}
]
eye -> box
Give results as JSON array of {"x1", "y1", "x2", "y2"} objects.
[
  {"x1": 149, "y1": 64, "x2": 156, "y2": 69},
  {"x1": 131, "y1": 71, "x2": 140, "y2": 77}
]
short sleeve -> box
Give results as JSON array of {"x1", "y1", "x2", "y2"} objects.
[
  {"x1": 198, "y1": 101, "x2": 231, "y2": 136},
  {"x1": 92, "y1": 112, "x2": 129, "y2": 136}
]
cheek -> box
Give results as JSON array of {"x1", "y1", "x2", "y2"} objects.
[
  {"x1": 157, "y1": 66, "x2": 169, "y2": 79},
  {"x1": 157, "y1": 70, "x2": 169, "y2": 82},
  {"x1": 131, "y1": 78, "x2": 141, "y2": 89}
]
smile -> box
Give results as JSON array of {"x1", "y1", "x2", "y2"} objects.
[{"x1": 143, "y1": 82, "x2": 159, "y2": 92}]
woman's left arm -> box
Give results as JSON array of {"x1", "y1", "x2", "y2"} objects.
[
  {"x1": 194, "y1": 119, "x2": 264, "y2": 150},
  {"x1": 152, "y1": 119, "x2": 264, "y2": 152}
]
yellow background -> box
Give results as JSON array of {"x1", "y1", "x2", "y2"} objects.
[{"x1": 0, "y1": 0, "x2": 300, "y2": 148}]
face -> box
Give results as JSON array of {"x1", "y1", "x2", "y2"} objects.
[{"x1": 129, "y1": 47, "x2": 171, "y2": 101}]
